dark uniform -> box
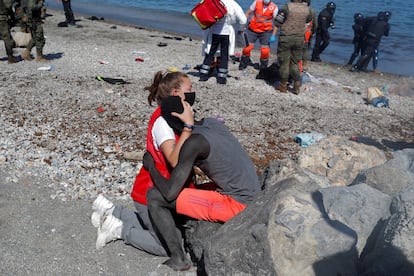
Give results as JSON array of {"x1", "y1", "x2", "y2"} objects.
[
  {"x1": 311, "y1": 1, "x2": 335, "y2": 62},
  {"x1": 22, "y1": 0, "x2": 47, "y2": 62},
  {"x1": 0, "y1": 0, "x2": 18, "y2": 63},
  {"x1": 62, "y1": 0, "x2": 75, "y2": 25},
  {"x1": 347, "y1": 13, "x2": 364, "y2": 65},
  {"x1": 274, "y1": 0, "x2": 310, "y2": 94},
  {"x1": 351, "y1": 12, "x2": 389, "y2": 72}
]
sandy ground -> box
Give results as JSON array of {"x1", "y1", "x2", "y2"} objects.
[{"x1": 1, "y1": 9, "x2": 413, "y2": 275}]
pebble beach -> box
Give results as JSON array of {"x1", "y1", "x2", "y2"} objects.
[{"x1": 1, "y1": 9, "x2": 413, "y2": 275}]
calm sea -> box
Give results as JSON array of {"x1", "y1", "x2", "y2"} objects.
[{"x1": 46, "y1": 0, "x2": 414, "y2": 76}]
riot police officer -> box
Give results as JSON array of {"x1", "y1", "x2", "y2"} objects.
[
  {"x1": 347, "y1": 13, "x2": 364, "y2": 65},
  {"x1": 311, "y1": 1, "x2": 336, "y2": 62}
]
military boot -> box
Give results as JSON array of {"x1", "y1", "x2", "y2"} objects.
[
  {"x1": 239, "y1": 56, "x2": 252, "y2": 70},
  {"x1": 22, "y1": 49, "x2": 32, "y2": 61},
  {"x1": 293, "y1": 81, "x2": 301, "y2": 95},
  {"x1": 7, "y1": 55, "x2": 18, "y2": 64},
  {"x1": 275, "y1": 81, "x2": 288, "y2": 93},
  {"x1": 36, "y1": 50, "x2": 48, "y2": 62}
]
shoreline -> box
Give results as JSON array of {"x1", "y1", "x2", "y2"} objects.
[{"x1": 44, "y1": 3, "x2": 414, "y2": 77}]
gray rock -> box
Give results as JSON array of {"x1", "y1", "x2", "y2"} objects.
[
  {"x1": 319, "y1": 183, "x2": 392, "y2": 256},
  {"x1": 359, "y1": 184, "x2": 414, "y2": 275},
  {"x1": 353, "y1": 149, "x2": 414, "y2": 196},
  {"x1": 298, "y1": 136, "x2": 387, "y2": 186}
]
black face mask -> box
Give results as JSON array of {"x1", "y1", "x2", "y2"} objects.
[{"x1": 184, "y1": 92, "x2": 196, "y2": 106}]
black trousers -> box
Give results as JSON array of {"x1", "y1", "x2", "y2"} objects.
[
  {"x1": 312, "y1": 30, "x2": 330, "y2": 58},
  {"x1": 202, "y1": 34, "x2": 229, "y2": 77},
  {"x1": 62, "y1": 0, "x2": 75, "y2": 23}
]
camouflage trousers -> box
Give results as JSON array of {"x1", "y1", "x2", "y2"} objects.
[
  {"x1": 277, "y1": 34, "x2": 304, "y2": 82},
  {"x1": 0, "y1": 19, "x2": 15, "y2": 56},
  {"x1": 27, "y1": 22, "x2": 45, "y2": 53}
]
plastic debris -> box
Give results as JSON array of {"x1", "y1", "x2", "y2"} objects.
[
  {"x1": 295, "y1": 132, "x2": 325, "y2": 148},
  {"x1": 135, "y1": 57, "x2": 144, "y2": 62},
  {"x1": 37, "y1": 65, "x2": 55, "y2": 71},
  {"x1": 98, "y1": 60, "x2": 110, "y2": 65},
  {"x1": 182, "y1": 64, "x2": 191, "y2": 70}
]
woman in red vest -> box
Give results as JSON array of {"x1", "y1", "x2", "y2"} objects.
[{"x1": 91, "y1": 70, "x2": 195, "y2": 256}]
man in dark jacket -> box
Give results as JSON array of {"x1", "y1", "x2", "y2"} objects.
[
  {"x1": 311, "y1": 1, "x2": 336, "y2": 62},
  {"x1": 351, "y1": 11, "x2": 390, "y2": 72}
]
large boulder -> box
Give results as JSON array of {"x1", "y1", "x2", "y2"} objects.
[
  {"x1": 319, "y1": 183, "x2": 392, "y2": 256},
  {"x1": 352, "y1": 149, "x2": 414, "y2": 196},
  {"x1": 298, "y1": 136, "x2": 387, "y2": 186},
  {"x1": 359, "y1": 184, "x2": 414, "y2": 275},
  {"x1": 184, "y1": 138, "x2": 413, "y2": 275}
]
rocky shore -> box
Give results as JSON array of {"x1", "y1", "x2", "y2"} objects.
[{"x1": 1, "y1": 9, "x2": 413, "y2": 275}]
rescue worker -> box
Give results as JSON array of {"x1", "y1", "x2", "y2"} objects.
[
  {"x1": 239, "y1": 0, "x2": 278, "y2": 70},
  {"x1": 22, "y1": 0, "x2": 47, "y2": 62},
  {"x1": 0, "y1": 0, "x2": 18, "y2": 63},
  {"x1": 274, "y1": 0, "x2": 311, "y2": 95},
  {"x1": 311, "y1": 1, "x2": 335, "y2": 62},
  {"x1": 347, "y1": 13, "x2": 364, "y2": 65},
  {"x1": 301, "y1": 0, "x2": 316, "y2": 71},
  {"x1": 351, "y1": 11, "x2": 389, "y2": 72}
]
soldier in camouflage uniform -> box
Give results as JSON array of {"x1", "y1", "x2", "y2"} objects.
[
  {"x1": 21, "y1": 0, "x2": 47, "y2": 62},
  {"x1": 0, "y1": 0, "x2": 18, "y2": 63},
  {"x1": 274, "y1": 0, "x2": 310, "y2": 94}
]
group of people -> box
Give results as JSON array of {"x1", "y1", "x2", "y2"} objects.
[
  {"x1": 0, "y1": 0, "x2": 75, "y2": 64},
  {"x1": 197, "y1": 0, "x2": 337, "y2": 95},
  {"x1": 348, "y1": 10, "x2": 391, "y2": 73}
]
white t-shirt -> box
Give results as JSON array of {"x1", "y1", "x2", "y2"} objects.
[{"x1": 151, "y1": 116, "x2": 175, "y2": 151}]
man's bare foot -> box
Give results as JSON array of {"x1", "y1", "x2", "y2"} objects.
[{"x1": 163, "y1": 257, "x2": 192, "y2": 271}]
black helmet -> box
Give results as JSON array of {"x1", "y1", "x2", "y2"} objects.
[
  {"x1": 384, "y1": 11, "x2": 392, "y2": 21},
  {"x1": 326, "y1": 2, "x2": 336, "y2": 12},
  {"x1": 354, "y1": 13, "x2": 363, "y2": 22},
  {"x1": 377, "y1": 11, "x2": 386, "y2": 21}
]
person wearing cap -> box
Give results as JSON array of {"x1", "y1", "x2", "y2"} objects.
[
  {"x1": 311, "y1": 1, "x2": 336, "y2": 62},
  {"x1": 90, "y1": 70, "x2": 196, "y2": 257},
  {"x1": 351, "y1": 11, "x2": 390, "y2": 72},
  {"x1": 238, "y1": 0, "x2": 278, "y2": 71},
  {"x1": 347, "y1": 13, "x2": 365, "y2": 65},
  {"x1": 143, "y1": 96, "x2": 261, "y2": 271}
]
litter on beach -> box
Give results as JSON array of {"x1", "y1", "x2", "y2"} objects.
[{"x1": 37, "y1": 65, "x2": 55, "y2": 71}]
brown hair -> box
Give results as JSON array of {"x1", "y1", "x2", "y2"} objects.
[{"x1": 145, "y1": 70, "x2": 189, "y2": 106}]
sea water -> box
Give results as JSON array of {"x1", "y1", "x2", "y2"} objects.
[{"x1": 46, "y1": 0, "x2": 414, "y2": 76}]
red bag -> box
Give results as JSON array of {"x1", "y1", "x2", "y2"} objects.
[{"x1": 191, "y1": 0, "x2": 227, "y2": 30}]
